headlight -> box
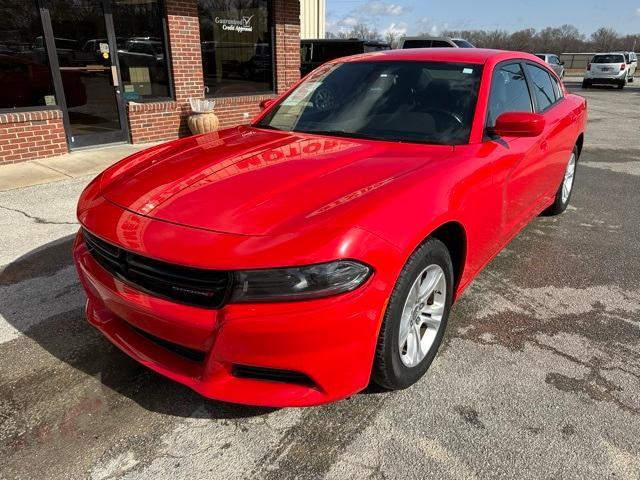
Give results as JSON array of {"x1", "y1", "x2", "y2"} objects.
[{"x1": 229, "y1": 260, "x2": 372, "y2": 303}]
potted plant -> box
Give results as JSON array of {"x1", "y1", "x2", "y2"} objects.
[{"x1": 187, "y1": 98, "x2": 219, "y2": 135}]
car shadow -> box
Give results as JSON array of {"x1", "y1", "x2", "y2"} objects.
[{"x1": 0, "y1": 234, "x2": 276, "y2": 419}]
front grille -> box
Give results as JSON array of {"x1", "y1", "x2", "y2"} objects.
[
  {"x1": 232, "y1": 364, "x2": 316, "y2": 387},
  {"x1": 83, "y1": 229, "x2": 232, "y2": 309}
]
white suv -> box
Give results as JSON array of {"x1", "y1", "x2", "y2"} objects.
[
  {"x1": 622, "y1": 51, "x2": 637, "y2": 82},
  {"x1": 583, "y1": 53, "x2": 629, "y2": 89}
]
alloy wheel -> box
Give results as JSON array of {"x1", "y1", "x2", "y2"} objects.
[
  {"x1": 561, "y1": 152, "x2": 576, "y2": 204},
  {"x1": 398, "y1": 264, "x2": 447, "y2": 367}
]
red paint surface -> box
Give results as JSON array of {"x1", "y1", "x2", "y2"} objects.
[{"x1": 74, "y1": 49, "x2": 587, "y2": 406}]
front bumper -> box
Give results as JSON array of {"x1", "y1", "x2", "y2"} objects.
[{"x1": 73, "y1": 226, "x2": 395, "y2": 407}]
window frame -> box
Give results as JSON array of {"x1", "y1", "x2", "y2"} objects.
[
  {"x1": 113, "y1": 0, "x2": 175, "y2": 104},
  {"x1": 199, "y1": 0, "x2": 276, "y2": 99},
  {"x1": 0, "y1": 0, "x2": 59, "y2": 113},
  {"x1": 484, "y1": 60, "x2": 535, "y2": 134},
  {"x1": 522, "y1": 61, "x2": 564, "y2": 114}
]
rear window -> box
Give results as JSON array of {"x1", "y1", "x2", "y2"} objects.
[
  {"x1": 403, "y1": 40, "x2": 431, "y2": 49},
  {"x1": 452, "y1": 39, "x2": 474, "y2": 48},
  {"x1": 592, "y1": 54, "x2": 624, "y2": 64}
]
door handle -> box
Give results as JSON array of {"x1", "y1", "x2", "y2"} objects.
[{"x1": 111, "y1": 66, "x2": 119, "y2": 87}]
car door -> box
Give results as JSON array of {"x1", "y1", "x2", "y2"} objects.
[
  {"x1": 523, "y1": 62, "x2": 574, "y2": 201},
  {"x1": 485, "y1": 61, "x2": 548, "y2": 235}
]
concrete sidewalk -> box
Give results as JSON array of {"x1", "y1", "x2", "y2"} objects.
[{"x1": 0, "y1": 142, "x2": 160, "y2": 192}]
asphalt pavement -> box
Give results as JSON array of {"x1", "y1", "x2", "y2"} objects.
[{"x1": 1, "y1": 79, "x2": 639, "y2": 479}]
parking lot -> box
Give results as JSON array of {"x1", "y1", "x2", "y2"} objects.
[{"x1": 1, "y1": 78, "x2": 639, "y2": 479}]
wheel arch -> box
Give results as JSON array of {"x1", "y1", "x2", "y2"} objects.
[
  {"x1": 425, "y1": 221, "x2": 467, "y2": 296},
  {"x1": 575, "y1": 133, "x2": 584, "y2": 158}
]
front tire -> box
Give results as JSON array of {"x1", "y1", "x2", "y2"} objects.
[
  {"x1": 542, "y1": 145, "x2": 578, "y2": 216},
  {"x1": 372, "y1": 238, "x2": 453, "y2": 390},
  {"x1": 582, "y1": 80, "x2": 590, "y2": 88}
]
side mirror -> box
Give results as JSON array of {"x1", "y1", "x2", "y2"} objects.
[
  {"x1": 260, "y1": 99, "x2": 275, "y2": 111},
  {"x1": 491, "y1": 112, "x2": 545, "y2": 138}
]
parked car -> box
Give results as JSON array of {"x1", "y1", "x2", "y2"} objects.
[
  {"x1": 620, "y1": 51, "x2": 637, "y2": 82},
  {"x1": 399, "y1": 36, "x2": 475, "y2": 49},
  {"x1": 583, "y1": 53, "x2": 629, "y2": 89},
  {"x1": 535, "y1": 53, "x2": 565, "y2": 78},
  {"x1": 300, "y1": 39, "x2": 391, "y2": 76},
  {"x1": 74, "y1": 49, "x2": 586, "y2": 407}
]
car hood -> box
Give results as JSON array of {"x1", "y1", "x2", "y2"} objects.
[{"x1": 101, "y1": 126, "x2": 454, "y2": 235}]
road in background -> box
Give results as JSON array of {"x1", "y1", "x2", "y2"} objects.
[{"x1": 1, "y1": 80, "x2": 639, "y2": 479}]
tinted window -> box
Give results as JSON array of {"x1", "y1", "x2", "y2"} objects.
[
  {"x1": 112, "y1": 0, "x2": 171, "y2": 101},
  {"x1": 452, "y1": 39, "x2": 474, "y2": 48},
  {"x1": 487, "y1": 63, "x2": 532, "y2": 128},
  {"x1": 0, "y1": 0, "x2": 56, "y2": 109},
  {"x1": 431, "y1": 40, "x2": 453, "y2": 47},
  {"x1": 258, "y1": 61, "x2": 482, "y2": 145},
  {"x1": 403, "y1": 40, "x2": 431, "y2": 49},
  {"x1": 198, "y1": 0, "x2": 273, "y2": 97},
  {"x1": 525, "y1": 64, "x2": 555, "y2": 112},
  {"x1": 592, "y1": 54, "x2": 624, "y2": 64},
  {"x1": 535, "y1": 54, "x2": 546, "y2": 61},
  {"x1": 549, "y1": 74, "x2": 563, "y2": 101}
]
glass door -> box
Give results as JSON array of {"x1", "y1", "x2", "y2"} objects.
[{"x1": 47, "y1": 0, "x2": 127, "y2": 148}]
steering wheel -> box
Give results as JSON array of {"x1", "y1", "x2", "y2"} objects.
[
  {"x1": 421, "y1": 108, "x2": 464, "y2": 126},
  {"x1": 313, "y1": 86, "x2": 338, "y2": 111}
]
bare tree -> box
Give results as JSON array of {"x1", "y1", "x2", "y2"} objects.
[
  {"x1": 350, "y1": 23, "x2": 382, "y2": 41},
  {"x1": 590, "y1": 27, "x2": 619, "y2": 52}
]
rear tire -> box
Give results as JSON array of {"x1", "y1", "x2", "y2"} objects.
[
  {"x1": 542, "y1": 145, "x2": 578, "y2": 216},
  {"x1": 581, "y1": 80, "x2": 590, "y2": 88},
  {"x1": 372, "y1": 238, "x2": 453, "y2": 390},
  {"x1": 618, "y1": 79, "x2": 625, "y2": 89}
]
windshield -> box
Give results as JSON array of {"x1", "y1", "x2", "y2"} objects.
[
  {"x1": 592, "y1": 54, "x2": 624, "y2": 64},
  {"x1": 256, "y1": 61, "x2": 482, "y2": 145}
]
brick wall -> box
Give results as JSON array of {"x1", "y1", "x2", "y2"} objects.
[
  {"x1": 0, "y1": 110, "x2": 67, "y2": 164},
  {"x1": 0, "y1": 0, "x2": 301, "y2": 163},
  {"x1": 128, "y1": 0, "x2": 301, "y2": 144}
]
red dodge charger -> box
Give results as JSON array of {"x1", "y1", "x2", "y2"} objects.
[{"x1": 74, "y1": 49, "x2": 587, "y2": 406}]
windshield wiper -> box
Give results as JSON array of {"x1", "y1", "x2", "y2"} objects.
[{"x1": 294, "y1": 129, "x2": 391, "y2": 141}]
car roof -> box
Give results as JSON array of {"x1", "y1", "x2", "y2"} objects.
[{"x1": 335, "y1": 48, "x2": 540, "y2": 65}]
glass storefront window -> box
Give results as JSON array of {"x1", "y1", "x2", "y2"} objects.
[
  {"x1": 112, "y1": 0, "x2": 171, "y2": 101},
  {"x1": 0, "y1": 0, "x2": 57, "y2": 109},
  {"x1": 198, "y1": 0, "x2": 273, "y2": 97}
]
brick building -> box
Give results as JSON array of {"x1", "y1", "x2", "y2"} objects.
[{"x1": 0, "y1": 0, "x2": 302, "y2": 164}]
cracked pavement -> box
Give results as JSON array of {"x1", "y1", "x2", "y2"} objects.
[{"x1": 1, "y1": 80, "x2": 639, "y2": 479}]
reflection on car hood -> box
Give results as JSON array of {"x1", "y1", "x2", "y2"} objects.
[{"x1": 101, "y1": 126, "x2": 454, "y2": 235}]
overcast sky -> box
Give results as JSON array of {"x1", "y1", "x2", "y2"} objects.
[{"x1": 326, "y1": 0, "x2": 640, "y2": 37}]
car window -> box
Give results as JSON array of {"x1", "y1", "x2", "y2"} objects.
[
  {"x1": 525, "y1": 64, "x2": 556, "y2": 112},
  {"x1": 431, "y1": 40, "x2": 453, "y2": 47},
  {"x1": 403, "y1": 40, "x2": 431, "y2": 49},
  {"x1": 592, "y1": 54, "x2": 625, "y2": 64},
  {"x1": 549, "y1": 73, "x2": 563, "y2": 101},
  {"x1": 258, "y1": 61, "x2": 483, "y2": 145},
  {"x1": 451, "y1": 39, "x2": 474, "y2": 48},
  {"x1": 486, "y1": 63, "x2": 532, "y2": 128},
  {"x1": 535, "y1": 54, "x2": 546, "y2": 61}
]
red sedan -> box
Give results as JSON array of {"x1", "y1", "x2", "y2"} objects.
[{"x1": 74, "y1": 49, "x2": 587, "y2": 406}]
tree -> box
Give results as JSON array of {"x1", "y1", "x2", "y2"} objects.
[
  {"x1": 590, "y1": 27, "x2": 618, "y2": 52},
  {"x1": 350, "y1": 23, "x2": 382, "y2": 41}
]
